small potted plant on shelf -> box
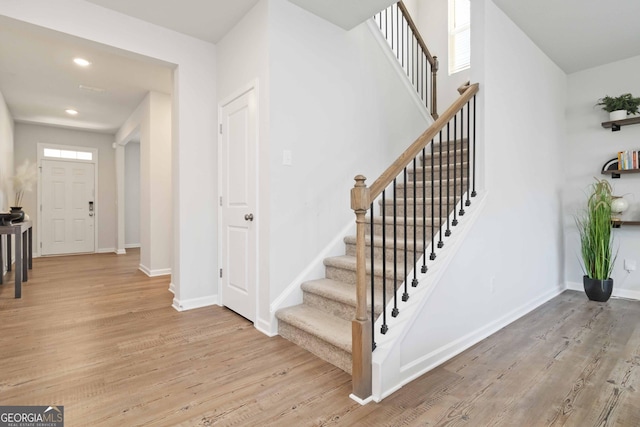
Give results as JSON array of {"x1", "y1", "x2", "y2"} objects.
[
  {"x1": 576, "y1": 178, "x2": 616, "y2": 302},
  {"x1": 596, "y1": 93, "x2": 640, "y2": 121}
]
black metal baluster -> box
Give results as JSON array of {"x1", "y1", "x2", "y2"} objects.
[
  {"x1": 381, "y1": 190, "x2": 388, "y2": 334},
  {"x1": 421, "y1": 146, "x2": 427, "y2": 273},
  {"x1": 452, "y1": 114, "x2": 458, "y2": 227},
  {"x1": 392, "y1": 179, "x2": 399, "y2": 316},
  {"x1": 430, "y1": 137, "x2": 436, "y2": 260},
  {"x1": 402, "y1": 168, "x2": 409, "y2": 301},
  {"x1": 370, "y1": 201, "x2": 376, "y2": 350},
  {"x1": 471, "y1": 95, "x2": 477, "y2": 198},
  {"x1": 460, "y1": 106, "x2": 466, "y2": 216},
  {"x1": 437, "y1": 130, "x2": 444, "y2": 248},
  {"x1": 412, "y1": 157, "x2": 418, "y2": 287},
  {"x1": 465, "y1": 100, "x2": 471, "y2": 207},
  {"x1": 445, "y1": 123, "x2": 451, "y2": 237}
]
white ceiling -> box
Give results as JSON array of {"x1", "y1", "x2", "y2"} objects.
[
  {"x1": 2, "y1": 0, "x2": 640, "y2": 135},
  {"x1": 85, "y1": 0, "x2": 260, "y2": 44},
  {"x1": 287, "y1": 0, "x2": 396, "y2": 30},
  {"x1": 492, "y1": 0, "x2": 640, "y2": 74},
  {"x1": 0, "y1": 15, "x2": 174, "y2": 134}
]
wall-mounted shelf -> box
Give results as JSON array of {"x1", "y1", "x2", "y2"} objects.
[
  {"x1": 601, "y1": 158, "x2": 640, "y2": 178},
  {"x1": 601, "y1": 168, "x2": 640, "y2": 179},
  {"x1": 602, "y1": 116, "x2": 640, "y2": 132}
]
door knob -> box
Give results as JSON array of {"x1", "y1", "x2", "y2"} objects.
[{"x1": 244, "y1": 213, "x2": 254, "y2": 221}]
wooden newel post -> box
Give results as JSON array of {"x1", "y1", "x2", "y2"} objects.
[{"x1": 350, "y1": 175, "x2": 372, "y2": 401}]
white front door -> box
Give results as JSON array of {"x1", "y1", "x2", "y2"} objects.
[
  {"x1": 41, "y1": 160, "x2": 95, "y2": 255},
  {"x1": 220, "y1": 87, "x2": 257, "y2": 321}
]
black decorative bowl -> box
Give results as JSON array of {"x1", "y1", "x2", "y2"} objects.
[{"x1": 0, "y1": 212, "x2": 23, "y2": 226}]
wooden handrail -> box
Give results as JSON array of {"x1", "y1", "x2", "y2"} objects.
[
  {"x1": 350, "y1": 83, "x2": 479, "y2": 400},
  {"x1": 369, "y1": 83, "x2": 479, "y2": 201},
  {"x1": 397, "y1": 1, "x2": 437, "y2": 68}
]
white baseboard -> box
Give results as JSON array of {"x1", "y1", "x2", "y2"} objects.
[
  {"x1": 255, "y1": 318, "x2": 277, "y2": 337},
  {"x1": 172, "y1": 294, "x2": 218, "y2": 311},
  {"x1": 349, "y1": 394, "x2": 373, "y2": 406},
  {"x1": 139, "y1": 264, "x2": 171, "y2": 277},
  {"x1": 168, "y1": 282, "x2": 176, "y2": 294},
  {"x1": 125, "y1": 243, "x2": 141, "y2": 249},
  {"x1": 97, "y1": 247, "x2": 116, "y2": 254},
  {"x1": 115, "y1": 249, "x2": 127, "y2": 255},
  {"x1": 566, "y1": 280, "x2": 640, "y2": 301}
]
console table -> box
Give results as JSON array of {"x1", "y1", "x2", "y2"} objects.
[{"x1": 0, "y1": 220, "x2": 33, "y2": 298}]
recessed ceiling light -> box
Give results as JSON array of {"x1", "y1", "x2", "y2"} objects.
[
  {"x1": 73, "y1": 57, "x2": 91, "y2": 67},
  {"x1": 79, "y1": 84, "x2": 105, "y2": 93},
  {"x1": 65, "y1": 109, "x2": 78, "y2": 116}
]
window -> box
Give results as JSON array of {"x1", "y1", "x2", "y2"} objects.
[
  {"x1": 43, "y1": 148, "x2": 93, "y2": 161},
  {"x1": 449, "y1": 0, "x2": 470, "y2": 74}
]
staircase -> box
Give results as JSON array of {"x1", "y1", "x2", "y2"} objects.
[{"x1": 276, "y1": 139, "x2": 469, "y2": 373}]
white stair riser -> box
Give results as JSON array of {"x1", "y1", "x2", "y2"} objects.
[{"x1": 278, "y1": 321, "x2": 352, "y2": 374}]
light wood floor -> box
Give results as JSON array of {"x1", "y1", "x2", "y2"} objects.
[{"x1": 0, "y1": 251, "x2": 639, "y2": 426}]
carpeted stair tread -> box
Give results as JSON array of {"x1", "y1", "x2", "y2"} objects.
[
  {"x1": 276, "y1": 305, "x2": 352, "y2": 354},
  {"x1": 343, "y1": 234, "x2": 425, "y2": 252},
  {"x1": 324, "y1": 255, "x2": 407, "y2": 279},
  {"x1": 302, "y1": 278, "x2": 384, "y2": 314}
]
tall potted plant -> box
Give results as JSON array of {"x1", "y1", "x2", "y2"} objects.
[{"x1": 576, "y1": 179, "x2": 616, "y2": 302}]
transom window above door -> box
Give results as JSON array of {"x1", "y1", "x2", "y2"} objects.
[{"x1": 43, "y1": 148, "x2": 93, "y2": 161}]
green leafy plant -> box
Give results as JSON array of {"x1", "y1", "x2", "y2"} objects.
[
  {"x1": 576, "y1": 179, "x2": 616, "y2": 280},
  {"x1": 596, "y1": 93, "x2": 640, "y2": 114}
]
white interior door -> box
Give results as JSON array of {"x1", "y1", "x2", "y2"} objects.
[
  {"x1": 220, "y1": 87, "x2": 257, "y2": 321},
  {"x1": 41, "y1": 160, "x2": 95, "y2": 255}
]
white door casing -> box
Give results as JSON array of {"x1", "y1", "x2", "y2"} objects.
[
  {"x1": 219, "y1": 85, "x2": 258, "y2": 321},
  {"x1": 38, "y1": 144, "x2": 98, "y2": 256}
]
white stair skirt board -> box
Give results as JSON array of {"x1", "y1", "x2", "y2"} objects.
[
  {"x1": 370, "y1": 193, "x2": 567, "y2": 401},
  {"x1": 369, "y1": 193, "x2": 487, "y2": 401},
  {"x1": 139, "y1": 264, "x2": 172, "y2": 277},
  {"x1": 268, "y1": 220, "x2": 356, "y2": 336},
  {"x1": 366, "y1": 19, "x2": 433, "y2": 124},
  {"x1": 566, "y1": 281, "x2": 640, "y2": 301},
  {"x1": 172, "y1": 295, "x2": 218, "y2": 312}
]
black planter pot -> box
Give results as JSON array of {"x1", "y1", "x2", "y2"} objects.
[{"x1": 583, "y1": 275, "x2": 613, "y2": 302}]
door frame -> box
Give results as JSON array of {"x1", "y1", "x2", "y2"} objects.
[
  {"x1": 37, "y1": 143, "x2": 99, "y2": 257},
  {"x1": 217, "y1": 80, "x2": 260, "y2": 321}
]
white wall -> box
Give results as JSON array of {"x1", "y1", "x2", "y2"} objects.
[
  {"x1": 0, "y1": 0, "x2": 217, "y2": 309},
  {"x1": 0, "y1": 90, "x2": 14, "y2": 277},
  {"x1": 217, "y1": 0, "x2": 432, "y2": 332},
  {"x1": 267, "y1": 0, "x2": 431, "y2": 328},
  {"x1": 216, "y1": 0, "x2": 271, "y2": 331},
  {"x1": 0, "y1": 90, "x2": 13, "y2": 213},
  {"x1": 13, "y1": 123, "x2": 117, "y2": 253},
  {"x1": 563, "y1": 54, "x2": 640, "y2": 300},
  {"x1": 375, "y1": 0, "x2": 567, "y2": 399},
  {"x1": 415, "y1": 0, "x2": 471, "y2": 110},
  {"x1": 117, "y1": 91, "x2": 172, "y2": 276},
  {"x1": 125, "y1": 141, "x2": 140, "y2": 247}
]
